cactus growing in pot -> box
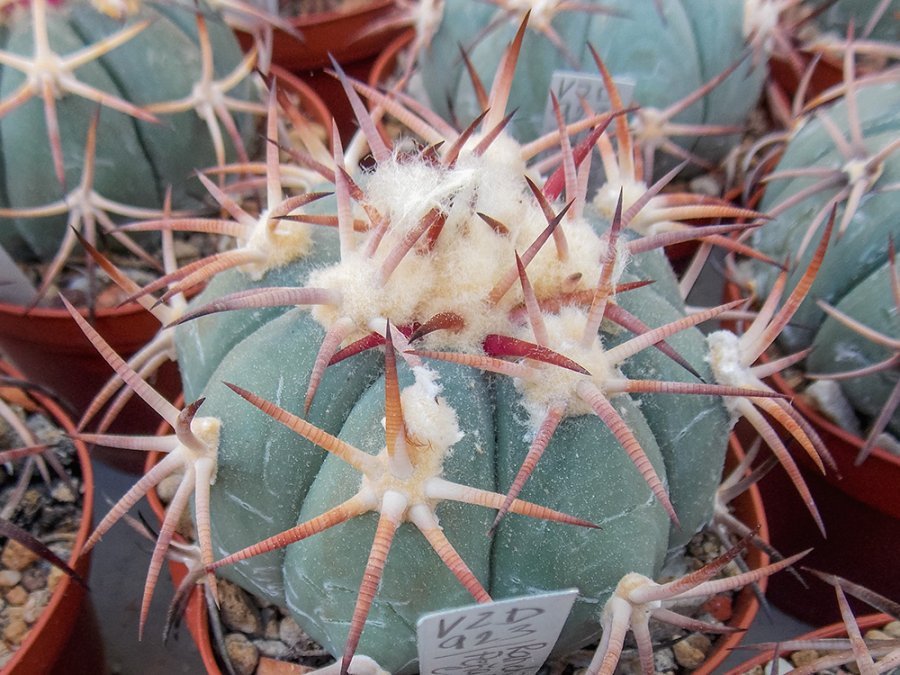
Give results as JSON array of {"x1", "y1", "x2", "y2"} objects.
[
  {"x1": 744, "y1": 57, "x2": 900, "y2": 460},
  {"x1": 69, "y1": 28, "x2": 813, "y2": 673},
  {"x1": 406, "y1": 0, "x2": 776, "y2": 175},
  {"x1": 0, "y1": 0, "x2": 260, "y2": 303}
]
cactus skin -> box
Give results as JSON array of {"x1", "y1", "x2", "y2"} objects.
[
  {"x1": 814, "y1": 0, "x2": 899, "y2": 43},
  {"x1": 173, "y1": 127, "x2": 733, "y2": 668},
  {"x1": 417, "y1": 0, "x2": 760, "y2": 166},
  {"x1": 807, "y1": 260, "x2": 899, "y2": 437},
  {"x1": 0, "y1": 1, "x2": 254, "y2": 262},
  {"x1": 750, "y1": 80, "x2": 900, "y2": 439}
]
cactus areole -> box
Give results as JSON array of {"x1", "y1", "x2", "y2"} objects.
[{"x1": 172, "y1": 108, "x2": 740, "y2": 669}]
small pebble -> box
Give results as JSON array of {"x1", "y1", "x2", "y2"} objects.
[
  {"x1": 883, "y1": 621, "x2": 900, "y2": 638},
  {"x1": 0, "y1": 570, "x2": 22, "y2": 588},
  {"x1": 2, "y1": 617, "x2": 28, "y2": 645},
  {"x1": 22, "y1": 589, "x2": 51, "y2": 624},
  {"x1": 224, "y1": 632, "x2": 259, "y2": 675},
  {"x1": 263, "y1": 610, "x2": 280, "y2": 641},
  {"x1": 0, "y1": 642, "x2": 12, "y2": 669},
  {"x1": 50, "y1": 482, "x2": 77, "y2": 503},
  {"x1": 254, "y1": 638, "x2": 292, "y2": 659},
  {"x1": 762, "y1": 659, "x2": 794, "y2": 674},
  {"x1": 653, "y1": 647, "x2": 677, "y2": 674},
  {"x1": 673, "y1": 633, "x2": 711, "y2": 669},
  {"x1": 219, "y1": 580, "x2": 263, "y2": 636},
  {"x1": 5, "y1": 585, "x2": 27, "y2": 607},
  {"x1": 790, "y1": 649, "x2": 820, "y2": 668},
  {"x1": 1, "y1": 540, "x2": 39, "y2": 571},
  {"x1": 46, "y1": 566, "x2": 65, "y2": 593},
  {"x1": 279, "y1": 615, "x2": 306, "y2": 647},
  {"x1": 864, "y1": 628, "x2": 890, "y2": 641},
  {"x1": 21, "y1": 566, "x2": 48, "y2": 592}
]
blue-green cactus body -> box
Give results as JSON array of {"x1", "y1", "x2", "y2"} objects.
[
  {"x1": 815, "y1": 0, "x2": 899, "y2": 43},
  {"x1": 175, "y1": 130, "x2": 732, "y2": 669},
  {"x1": 285, "y1": 362, "x2": 498, "y2": 672},
  {"x1": 0, "y1": 7, "x2": 157, "y2": 260},
  {"x1": 679, "y1": 0, "x2": 765, "y2": 163},
  {"x1": 750, "y1": 80, "x2": 900, "y2": 439},
  {"x1": 0, "y1": 1, "x2": 254, "y2": 262},
  {"x1": 493, "y1": 374, "x2": 670, "y2": 659},
  {"x1": 418, "y1": 0, "x2": 760, "y2": 169},
  {"x1": 807, "y1": 260, "x2": 899, "y2": 437},
  {"x1": 611, "y1": 253, "x2": 731, "y2": 548}
]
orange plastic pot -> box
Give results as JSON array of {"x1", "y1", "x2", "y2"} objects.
[
  {"x1": 146, "y1": 433, "x2": 768, "y2": 674},
  {"x1": 0, "y1": 360, "x2": 101, "y2": 675},
  {"x1": 768, "y1": 50, "x2": 845, "y2": 108},
  {"x1": 723, "y1": 613, "x2": 895, "y2": 675}
]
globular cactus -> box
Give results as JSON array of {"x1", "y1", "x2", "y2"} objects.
[
  {"x1": 412, "y1": 0, "x2": 770, "y2": 173},
  {"x1": 747, "y1": 72, "x2": 900, "y2": 459},
  {"x1": 0, "y1": 0, "x2": 258, "y2": 299},
  {"x1": 133, "y1": 50, "x2": 798, "y2": 669},
  {"x1": 71, "y1": 28, "x2": 807, "y2": 674}
]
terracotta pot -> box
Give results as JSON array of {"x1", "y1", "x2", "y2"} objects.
[
  {"x1": 146, "y1": 434, "x2": 768, "y2": 674},
  {"x1": 0, "y1": 360, "x2": 102, "y2": 674},
  {"x1": 723, "y1": 613, "x2": 894, "y2": 675},
  {"x1": 0, "y1": 300, "x2": 181, "y2": 474},
  {"x1": 724, "y1": 282, "x2": 900, "y2": 624},
  {"x1": 234, "y1": 0, "x2": 408, "y2": 143}
]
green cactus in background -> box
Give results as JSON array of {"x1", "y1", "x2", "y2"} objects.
[
  {"x1": 748, "y1": 74, "x2": 900, "y2": 459},
  {"x1": 412, "y1": 0, "x2": 770, "y2": 174},
  {"x1": 813, "y1": 0, "x2": 899, "y2": 43},
  {"x1": 0, "y1": 0, "x2": 258, "y2": 300}
]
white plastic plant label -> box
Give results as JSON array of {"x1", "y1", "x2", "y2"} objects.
[
  {"x1": 542, "y1": 70, "x2": 635, "y2": 134},
  {"x1": 417, "y1": 588, "x2": 579, "y2": 675}
]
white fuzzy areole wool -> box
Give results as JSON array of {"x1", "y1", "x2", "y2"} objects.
[
  {"x1": 705, "y1": 329, "x2": 760, "y2": 418},
  {"x1": 243, "y1": 209, "x2": 314, "y2": 280},
  {"x1": 514, "y1": 307, "x2": 618, "y2": 421},
  {"x1": 303, "y1": 134, "x2": 621, "y2": 353}
]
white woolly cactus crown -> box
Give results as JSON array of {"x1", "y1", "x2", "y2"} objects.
[{"x1": 308, "y1": 135, "x2": 611, "y2": 353}]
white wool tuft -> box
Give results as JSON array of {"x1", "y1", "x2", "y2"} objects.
[
  {"x1": 401, "y1": 367, "x2": 464, "y2": 453},
  {"x1": 514, "y1": 308, "x2": 617, "y2": 422}
]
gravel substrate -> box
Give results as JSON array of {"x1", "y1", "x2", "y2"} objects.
[{"x1": 0, "y1": 402, "x2": 84, "y2": 668}]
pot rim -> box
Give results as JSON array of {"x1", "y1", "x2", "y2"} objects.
[{"x1": 722, "y1": 612, "x2": 895, "y2": 675}]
